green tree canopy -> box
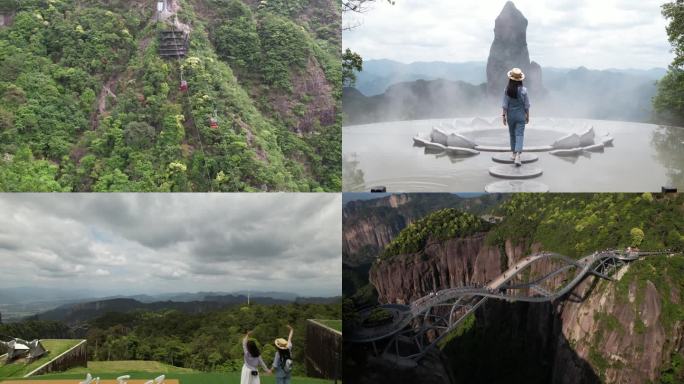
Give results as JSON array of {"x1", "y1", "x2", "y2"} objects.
[{"x1": 654, "y1": 1, "x2": 684, "y2": 125}]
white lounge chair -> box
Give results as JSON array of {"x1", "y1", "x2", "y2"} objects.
[
  {"x1": 144, "y1": 381, "x2": 154, "y2": 384},
  {"x1": 117, "y1": 375, "x2": 131, "y2": 384},
  {"x1": 155, "y1": 375, "x2": 166, "y2": 384},
  {"x1": 79, "y1": 373, "x2": 93, "y2": 384}
]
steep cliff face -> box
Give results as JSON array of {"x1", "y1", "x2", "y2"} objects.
[
  {"x1": 486, "y1": 1, "x2": 543, "y2": 96},
  {"x1": 551, "y1": 260, "x2": 684, "y2": 384},
  {"x1": 342, "y1": 194, "x2": 506, "y2": 266},
  {"x1": 370, "y1": 234, "x2": 531, "y2": 304},
  {"x1": 342, "y1": 217, "x2": 407, "y2": 266},
  {"x1": 368, "y1": 234, "x2": 684, "y2": 384}
]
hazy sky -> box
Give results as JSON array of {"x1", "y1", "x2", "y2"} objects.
[
  {"x1": 0, "y1": 194, "x2": 341, "y2": 297},
  {"x1": 343, "y1": 0, "x2": 674, "y2": 69}
]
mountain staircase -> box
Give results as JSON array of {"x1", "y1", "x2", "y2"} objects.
[{"x1": 158, "y1": 29, "x2": 189, "y2": 58}]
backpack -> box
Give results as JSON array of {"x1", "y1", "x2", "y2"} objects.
[
  {"x1": 283, "y1": 357, "x2": 293, "y2": 373},
  {"x1": 280, "y1": 351, "x2": 293, "y2": 373}
]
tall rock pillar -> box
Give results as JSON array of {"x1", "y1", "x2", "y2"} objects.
[{"x1": 486, "y1": 1, "x2": 543, "y2": 96}]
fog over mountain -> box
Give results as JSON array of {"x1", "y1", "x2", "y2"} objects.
[
  {"x1": 354, "y1": 60, "x2": 666, "y2": 97},
  {"x1": 343, "y1": 2, "x2": 669, "y2": 125}
]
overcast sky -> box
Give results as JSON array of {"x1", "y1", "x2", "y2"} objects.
[
  {"x1": 0, "y1": 194, "x2": 341, "y2": 297},
  {"x1": 343, "y1": 0, "x2": 674, "y2": 69}
]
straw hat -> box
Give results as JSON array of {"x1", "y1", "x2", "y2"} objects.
[
  {"x1": 275, "y1": 338, "x2": 288, "y2": 349},
  {"x1": 507, "y1": 68, "x2": 525, "y2": 81}
]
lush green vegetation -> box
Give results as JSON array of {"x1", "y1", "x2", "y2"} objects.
[
  {"x1": 615, "y1": 255, "x2": 684, "y2": 333},
  {"x1": 345, "y1": 193, "x2": 684, "y2": 383},
  {"x1": 659, "y1": 351, "x2": 684, "y2": 384},
  {"x1": 381, "y1": 209, "x2": 492, "y2": 259},
  {"x1": 363, "y1": 307, "x2": 392, "y2": 327},
  {"x1": 2, "y1": 303, "x2": 339, "y2": 379},
  {"x1": 82, "y1": 303, "x2": 339, "y2": 376},
  {"x1": 0, "y1": 0, "x2": 340, "y2": 191},
  {"x1": 313, "y1": 319, "x2": 341, "y2": 332},
  {"x1": 654, "y1": 1, "x2": 684, "y2": 125},
  {"x1": 0, "y1": 339, "x2": 81, "y2": 379},
  {"x1": 0, "y1": 320, "x2": 72, "y2": 341},
  {"x1": 487, "y1": 193, "x2": 684, "y2": 258}
]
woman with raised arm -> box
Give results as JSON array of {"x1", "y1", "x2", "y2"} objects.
[
  {"x1": 272, "y1": 324, "x2": 294, "y2": 384},
  {"x1": 502, "y1": 68, "x2": 531, "y2": 166},
  {"x1": 240, "y1": 330, "x2": 271, "y2": 384}
]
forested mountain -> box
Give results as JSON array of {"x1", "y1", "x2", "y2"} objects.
[
  {"x1": 0, "y1": 301, "x2": 341, "y2": 375},
  {"x1": 29, "y1": 297, "x2": 288, "y2": 325},
  {"x1": 0, "y1": 0, "x2": 341, "y2": 191}
]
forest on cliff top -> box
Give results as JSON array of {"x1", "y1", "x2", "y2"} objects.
[
  {"x1": 343, "y1": 193, "x2": 684, "y2": 384},
  {"x1": 377, "y1": 193, "x2": 684, "y2": 262},
  {"x1": 0, "y1": 0, "x2": 341, "y2": 191}
]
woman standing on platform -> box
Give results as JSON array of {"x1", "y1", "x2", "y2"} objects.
[{"x1": 502, "y1": 68, "x2": 531, "y2": 166}]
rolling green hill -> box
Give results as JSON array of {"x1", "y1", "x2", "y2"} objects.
[{"x1": 0, "y1": 0, "x2": 341, "y2": 191}]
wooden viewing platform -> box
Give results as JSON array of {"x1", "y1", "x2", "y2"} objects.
[{"x1": 158, "y1": 30, "x2": 188, "y2": 58}]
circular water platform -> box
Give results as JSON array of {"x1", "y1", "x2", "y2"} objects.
[
  {"x1": 492, "y1": 153, "x2": 539, "y2": 164},
  {"x1": 343, "y1": 117, "x2": 684, "y2": 192},
  {"x1": 485, "y1": 180, "x2": 550, "y2": 193},
  {"x1": 489, "y1": 164, "x2": 543, "y2": 179}
]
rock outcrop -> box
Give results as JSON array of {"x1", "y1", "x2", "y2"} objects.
[
  {"x1": 486, "y1": 1, "x2": 544, "y2": 96},
  {"x1": 370, "y1": 234, "x2": 532, "y2": 304},
  {"x1": 342, "y1": 194, "x2": 506, "y2": 266},
  {"x1": 368, "y1": 235, "x2": 684, "y2": 384}
]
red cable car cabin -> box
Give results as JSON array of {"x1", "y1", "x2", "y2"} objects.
[
  {"x1": 210, "y1": 117, "x2": 218, "y2": 129},
  {"x1": 180, "y1": 80, "x2": 188, "y2": 92}
]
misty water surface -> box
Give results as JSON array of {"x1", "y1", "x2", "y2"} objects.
[{"x1": 343, "y1": 117, "x2": 684, "y2": 192}]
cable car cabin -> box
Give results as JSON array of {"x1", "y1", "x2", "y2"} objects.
[
  {"x1": 180, "y1": 80, "x2": 188, "y2": 92},
  {"x1": 210, "y1": 117, "x2": 218, "y2": 129}
]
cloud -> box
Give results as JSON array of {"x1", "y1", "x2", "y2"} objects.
[
  {"x1": 0, "y1": 194, "x2": 342, "y2": 297},
  {"x1": 343, "y1": 0, "x2": 674, "y2": 69}
]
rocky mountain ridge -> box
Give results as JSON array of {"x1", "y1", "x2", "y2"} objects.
[{"x1": 485, "y1": 1, "x2": 543, "y2": 96}]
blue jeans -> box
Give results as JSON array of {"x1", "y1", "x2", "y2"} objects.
[
  {"x1": 275, "y1": 376, "x2": 291, "y2": 384},
  {"x1": 508, "y1": 120, "x2": 525, "y2": 152}
]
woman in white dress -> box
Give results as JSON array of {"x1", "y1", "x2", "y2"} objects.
[{"x1": 240, "y1": 330, "x2": 271, "y2": 384}]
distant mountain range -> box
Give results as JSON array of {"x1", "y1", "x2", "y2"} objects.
[
  {"x1": 0, "y1": 288, "x2": 338, "y2": 322},
  {"x1": 345, "y1": 60, "x2": 667, "y2": 125},
  {"x1": 29, "y1": 296, "x2": 277, "y2": 325},
  {"x1": 24, "y1": 295, "x2": 340, "y2": 326},
  {"x1": 355, "y1": 59, "x2": 667, "y2": 96}
]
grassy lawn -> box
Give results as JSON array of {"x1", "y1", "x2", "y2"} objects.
[
  {"x1": 0, "y1": 340, "x2": 82, "y2": 379},
  {"x1": 314, "y1": 319, "x2": 341, "y2": 332},
  {"x1": 62, "y1": 361, "x2": 195, "y2": 375},
  {"x1": 7, "y1": 371, "x2": 334, "y2": 384}
]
